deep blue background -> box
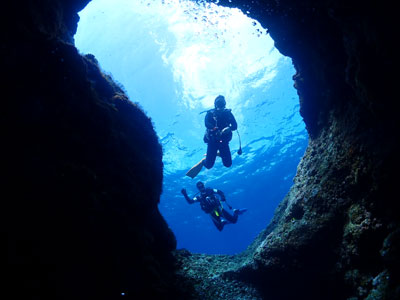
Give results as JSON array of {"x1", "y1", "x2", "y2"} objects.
[{"x1": 75, "y1": 0, "x2": 308, "y2": 255}]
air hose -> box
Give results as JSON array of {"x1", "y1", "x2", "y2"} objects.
[{"x1": 236, "y1": 130, "x2": 242, "y2": 155}]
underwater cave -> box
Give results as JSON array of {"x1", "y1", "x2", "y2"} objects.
[
  {"x1": 2, "y1": 0, "x2": 399, "y2": 300},
  {"x1": 74, "y1": 0, "x2": 308, "y2": 255}
]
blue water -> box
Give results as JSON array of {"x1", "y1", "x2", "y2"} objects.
[{"x1": 75, "y1": 0, "x2": 308, "y2": 255}]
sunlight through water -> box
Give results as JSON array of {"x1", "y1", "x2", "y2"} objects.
[{"x1": 75, "y1": 0, "x2": 308, "y2": 254}]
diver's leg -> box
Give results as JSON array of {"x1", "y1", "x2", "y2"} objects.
[
  {"x1": 221, "y1": 209, "x2": 238, "y2": 224},
  {"x1": 210, "y1": 215, "x2": 224, "y2": 231},
  {"x1": 219, "y1": 142, "x2": 232, "y2": 167},
  {"x1": 204, "y1": 142, "x2": 217, "y2": 169}
]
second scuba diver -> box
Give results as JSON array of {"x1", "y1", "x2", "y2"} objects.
[{"x1": 181, "y1": 181, "x2": 246, "y2": 231}]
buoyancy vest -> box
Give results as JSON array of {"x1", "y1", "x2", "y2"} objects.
[
  {"x1": 204, "y1": 109, "x2": 235, "y2": 143},
  {"x1": 200, "y1": 195, "x2": 220, "y2": 213}
]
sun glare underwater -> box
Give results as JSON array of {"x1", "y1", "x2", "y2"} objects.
[{"x1": 75, "y1": 0, "x2": 308, "y2": 255}]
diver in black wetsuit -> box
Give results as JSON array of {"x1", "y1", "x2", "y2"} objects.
[
  {"x1": 203, "y1": 95, "x2": 237, "y2": 169},
  {"x1": 181, "y1": 181, "x2": 246, "y2": 231},
  {"x1": 185, "y1": 95, "x2": 240, "y2": 179}
]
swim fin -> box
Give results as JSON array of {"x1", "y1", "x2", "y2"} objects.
[{"x1": 186, "y1": 158, "x2": 205, "y2": 178}]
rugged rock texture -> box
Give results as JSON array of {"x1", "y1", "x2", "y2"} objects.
[
  {"x1": 2, "y1": 0, "x2": 398, "y2": 299},
  {"x1": 176, "y1": 0, "x2": 399, "y2": 299},
  {"x1": 2, "y1": 1, "x2": 179, "y2": 299}
]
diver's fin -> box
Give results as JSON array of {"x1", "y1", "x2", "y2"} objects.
[{"x1": 186, "y1": 158, "x2": 205, "y2": 179}]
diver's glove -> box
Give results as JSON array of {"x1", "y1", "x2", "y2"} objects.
[{"x1": 181, "y1": 188, "x2": 187, "y2": 196}]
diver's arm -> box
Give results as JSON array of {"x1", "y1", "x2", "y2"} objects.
[
  {"x1": 181, "y1": 188, "x2": 196, "y2": 204},
  {"x1": 228, "y1": 111, "x2": 238, "y2": 131},
  {"x1": 213, "y1": 189, "x2": 226, "y2": 201},
  {"x1": 205, "y1": 111, "x2": 217, "y2": 130},
  {"x1": 214, "y1": 189, "x2": 232, "y2": 209}
]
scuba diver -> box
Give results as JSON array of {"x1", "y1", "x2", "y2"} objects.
[
  {"x1": 181, "y1": 181, "x2": 246, "y2": 231},
  {"x1": 186, "y1": 95, "x2": 240, "y2": 178}
]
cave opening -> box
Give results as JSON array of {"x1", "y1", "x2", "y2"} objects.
[{"x1": 75, "y1": 0, "x2": 308, "y2": 255}]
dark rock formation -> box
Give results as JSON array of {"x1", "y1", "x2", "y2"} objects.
[
  {"x1": 2, "y1": 1, "x2": 178, "y2": 299},
  {"x1": 2, "y1": 0, "x2": 398, "y2": 299},
  {"x1": 174, "y1": 1, "x2": 398, "y2": 299}
]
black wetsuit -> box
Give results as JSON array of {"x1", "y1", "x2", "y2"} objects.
[
  {"x1": 183, "y1": 187, "x2": 238, "y2": 231},
  {"x1": 203, "y1": 108, "x2": 237, "y2": 169}
]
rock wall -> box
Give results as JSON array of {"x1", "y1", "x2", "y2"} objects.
[
  {"x1": 2, "y1": 1, "x2": 180, "y2": 299},
  {"x1": 176, "y1": 0, "x2": 399, "y2": 299},
  {"x1": 2, "y1": 0, "x2": 398, "y2": 299}
]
